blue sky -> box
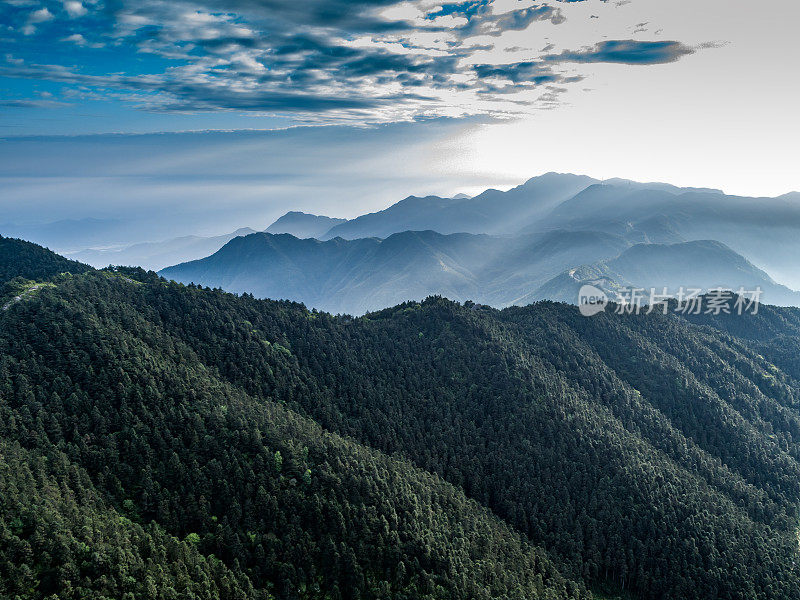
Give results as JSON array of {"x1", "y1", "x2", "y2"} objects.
[{"x1": 1, "y1": 0, "x2": 798, "y2": 243}]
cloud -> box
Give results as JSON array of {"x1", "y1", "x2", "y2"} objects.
[
  {"x1": 0, "y1": 0, "x2": 707, "y2": 122},
  {"x1": 0, "y1": 58, "x2": 430, "y2": 115},
  {"x1": 28, "y1": 7, "x2": 53, "y2": 23},
  {"x1": 546, "y1": 40, "x2": 696, "y2": 65},
  {"x1": 20, "y1": 5, "x2": 53, "y2": 34},
  {"x1": 61, "y1": 32, "x2": 86, "y2": 44},
  {"x1": 0, "y1": 98, "x2": 67, "y2": 108},
  {"x1": 63, "y1": 1, "x2": 88, "y2": 18},
  {"x1": 490, "y1": 5, "x2": 566, "y2": 30},
  {"x1": 60, "y1": 32, "x2": 102, "y2": 47},
  {"x1": 474, "y1": 61, "x2": 563, "y2": 85}
]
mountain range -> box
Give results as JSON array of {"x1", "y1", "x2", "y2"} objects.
[
  {"x1": 155, "y1": 173, "x2": 800, "y2": 313},
  {"x1": 10, "y1": 172, "x2": 800, "y2": 314},
  {"x1": 5, "y1": 236, "x2": 800, "y2": 599},
  {"x1": 380, "y1": 182, "x2": 798, "y2": 281},
  {"x1": 158, "y1": 229, "x2": 628, "y2": 314},
  {"x1": 291, "y1": 173, "x2": 800, "y2": 288},
  {"x1": 57, "y1": 213, "x2": 345, "y2": 273},
  {"x1": 320, "y1": 173, "x2": 597, "y2": 239}
]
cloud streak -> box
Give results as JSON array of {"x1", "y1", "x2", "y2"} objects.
[{"x1": 546, "y1": 40, "x2": 696, "y2": 65}]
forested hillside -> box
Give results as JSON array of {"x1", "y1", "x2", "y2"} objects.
[
  {"x1": 3, "y1": 242, "x2": 800, "y2": 599},
  {"x1": 0, "y1": 249, "x2": 585, "y2": 599},
  {"x1": 0, "y1": 235, "x2": 92, "y2": 283}
]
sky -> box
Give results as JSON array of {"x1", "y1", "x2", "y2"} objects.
[{"x1": 1, "y1": 0, "x2": 798, "y2": 245}]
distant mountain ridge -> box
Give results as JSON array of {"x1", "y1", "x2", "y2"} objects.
[
  {"x1": 320, "y1": 172, "x2": 598, "y2": 239},
  {"x1": 19, "y1": 172, "x2": 798, "y2": 313},
  {"x1": 159, "y1": 228, "x2": 633, "y2": 314},
  {"x1": 155, "y1": 173, "x2": 800, "y2": 313},
  {"x1": 68, "y1": 227, "x2": 256, "y2": 271},
  {"x1": 265, "y1": 211, "x2": 346, "y2": 238},
  {"x1": 535, "y1": 240, "x2": 800, "y2": 307},
  {"x1": 159, "y1": 229, "x2": 795, "y2": 314}
]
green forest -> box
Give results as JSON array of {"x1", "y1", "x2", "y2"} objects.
[{"x1": 2, "y1": 234, "x2": 800, "y2": 599}]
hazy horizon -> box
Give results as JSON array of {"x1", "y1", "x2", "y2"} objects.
[{"x1": 3, "y1": 0, "x2": 799, "y2": 245}]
